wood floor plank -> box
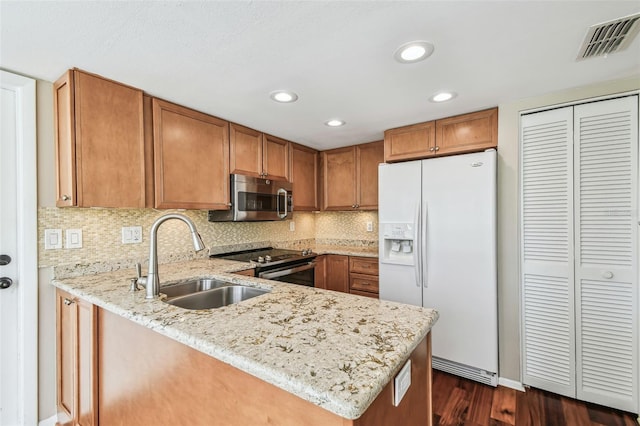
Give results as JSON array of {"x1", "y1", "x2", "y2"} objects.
[
  {"x1": 560, "y1": 395, "x2": 591, "y2": 426},
  {"x1": 439, "y1": 387, "x2": 471, "y2": 426},
  {"x1": 433, "y1": 372, "x2": 460, "y2": 416},
  {"x1": 467, "y1": 383, "x2": 494, "y2": 426},
  {"x1": 542, "y1": 390, "x2": 564, "y2": 425},
  {"x1": 490, "y1": 386, "x2": 516, "y2": 425},
  {"x1": 431, "y1": 371, "x2": 638, "y2": 426}
]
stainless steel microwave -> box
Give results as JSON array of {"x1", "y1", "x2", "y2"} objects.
[{"x1": 208, "y1": 174, "x2": 293, "y2": 222}]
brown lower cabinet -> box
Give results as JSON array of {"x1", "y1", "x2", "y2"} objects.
[
  {"x1": 316, "y1": 255, "x2": 379, "y2": 298},
  {"x1": 56, "y1": 291, "x2": 432, "y2": 425},
  {"x1": 56, "y1": 289, "x2": 97, "y2": 426}
]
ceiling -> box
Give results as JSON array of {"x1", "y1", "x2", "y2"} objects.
[{"x1": 2, "y1": 1, "x2": 639, "y2": 150}]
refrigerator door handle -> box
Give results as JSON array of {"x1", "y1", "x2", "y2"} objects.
[
  {"x1": 414, "y1": 201, "x2": 421, "y2": 287},
  {"x1": 422, "y1": 201, "x2": 428, "y2": 288}
]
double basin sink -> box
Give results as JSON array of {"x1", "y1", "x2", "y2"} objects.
[{"x1": 160, "y1": 278, "x2": 270, "y2": 310}]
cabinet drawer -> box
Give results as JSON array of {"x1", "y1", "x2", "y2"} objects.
[
  {"x1": 349, "y1": 273, "x2": 379, "y2": 294},
  {"x1": 350, "y1": 289, "x2": 379, "y2": 299},
  {"x1": 349, "y1": 257, "x2": 379, "y2": 275}
]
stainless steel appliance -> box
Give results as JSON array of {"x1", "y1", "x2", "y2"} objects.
[
  {"x1": 208, "y1": 174, "x2": 293, "y2": 222},
  {"x1": 211, "y1": 247, "x2": 316, "y2": 287}
]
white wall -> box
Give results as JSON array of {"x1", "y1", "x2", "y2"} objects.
[{"x1": 496, "y1": 74, "x2": 640, "y2": 382}]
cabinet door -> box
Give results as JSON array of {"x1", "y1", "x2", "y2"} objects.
[
  {"x1": 53, "y1": 71, "x2": 76, "y2": 207},
  {"x1": 74, "y1": 70, "x2": 146, "y2": 207},
  {"x1": 76, "y1": 298, "x2": 97, "y2": 426},
  {"x1": 54, "y1": 70, "x2": 146, "y2": 208},
  {"x1": 153, "y1": 99, "x2": 230, "y2": 209},
  {"x1": 263, "y1": 134, "x2": 290, "y2": 181},
  {"x1": 314, "y1": 255, "x2": 326, "y2": 289},
  {"x1": 56, "y1": 290, "x2": 76, "y2": 425},
  {"x1": 356, "y1": 141, "x2": 384, "y2": 209},
  {"x1": 325, "y1": 255, "x2": 349, "y2": 293},
  {"x1": 290, "y1": 143, "x2": 319, "y2": 211},
  {"x1": 435, "y1": 108, "x2": 497, "y2": 156},
  {"x1": 230, "y1": 123, "x2": 263, "y2": 178},
  {"x1": 322, "y1": 147, "x2": 356, "y2": 210},
  {"x1": 384, "y1": 121, "x2": 435, "y2": 163}
]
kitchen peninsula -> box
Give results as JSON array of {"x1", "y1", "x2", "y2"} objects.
[{"x1": 53, "y1": 257, "x2": 438, "y2": 425}]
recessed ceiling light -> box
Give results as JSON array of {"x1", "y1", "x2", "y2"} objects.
[
  {"x1": 325, "y1": 119, "x2": 345, "y2": 127},
  {"x1": 270, "y1": 90, "x2": 298, "y2": 103},
  {"x1": 394, "y1": 41, "x2": 434, "y2": 63},
  {"x1": 429, "y1": 91, "x2": 457, "y2": 103}
]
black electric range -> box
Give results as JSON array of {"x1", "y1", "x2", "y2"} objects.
[{"x1": 211, "y1": 247, "x2": 317, "y2": 286}]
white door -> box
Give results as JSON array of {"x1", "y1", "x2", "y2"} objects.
[
  {"x1": 0, "y1": 71, "x2": 38, "y2": 425},
  {"x1": 378, "y1": 160, "x2": 423, "y2": 306},
  {"x1": 520, "y1": 106, "x2": 576, "y2": 398},
  {"x1": 574, "y1": 95, "x2": 638, "y2": 413},
  {"x1": 421, "y1": 151, "x2": 498, "y2": 374}
]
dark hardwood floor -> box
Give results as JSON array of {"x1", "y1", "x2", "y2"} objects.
[{"x1": 432, "y1": 370, "x2": 639, "y2": 426}]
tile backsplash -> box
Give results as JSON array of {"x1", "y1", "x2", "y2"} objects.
[{"x1": 38, "y1": 207, "x2": 378, "y2": 275}]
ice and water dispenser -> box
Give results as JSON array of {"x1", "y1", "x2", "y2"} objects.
[{"x1": 380, "y1": 223, "x2": 415, "y2": 265}]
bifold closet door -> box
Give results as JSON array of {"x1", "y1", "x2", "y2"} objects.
[
  {"x1": 574, "y1": 96, "x2": 638, "y2": 413},
  {"x1": 520, "y1": 106, "x2": 576, "y2": 398}
]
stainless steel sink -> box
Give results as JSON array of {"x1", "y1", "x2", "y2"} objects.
[
  {"x1": 165, "y1": 285, "x2": 270, "y2": 310},
  {"x1": 160, "y1": 278, "x2": 230, "y2": 298}
]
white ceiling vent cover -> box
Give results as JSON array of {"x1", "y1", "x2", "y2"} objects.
[{"x1": 577, "y1": 12, "x2": 640, "y2": 60}]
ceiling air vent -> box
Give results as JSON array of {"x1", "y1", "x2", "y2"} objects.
[{"x1": 577, "y1": 12, "x2": 640, "y2": 60}]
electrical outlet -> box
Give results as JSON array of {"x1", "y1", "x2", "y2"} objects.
[
  {"x1": 393, "y1": 359, "x2": 411, "y2": 407},
  {"x1": 65, "y1": 229, "x2": 83, "y2": 249},
  {"x1": 366, "y1": 221, "x2": 374, "y2": 232},
  {"x1": 44, "y1": 229, "x2": 62, "y2": 250},
  {"x1": 289, "y1": 221, "x2": 295, "y2": 232},
  {"x1": 122, "y1": 226, "x2": 143, "y2": 244}
]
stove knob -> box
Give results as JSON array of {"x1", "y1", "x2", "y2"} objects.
[
  {"x1": 257, "y1": 256, "x2": 265, "y2": 263},
  {"x1": 264, "y1": 255, "x2": 272, "y2": 262}
]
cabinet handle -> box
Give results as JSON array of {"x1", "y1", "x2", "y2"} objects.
[
  {"x1": 434, "y1": 146, "x2": 440, "y2": 152},
  {"x1": 429, "y1": 147, "x2": 435, "y2": 152},
  {"x1": 61, "y1": 195, "x2": 70, "y2": 201},
  {"x1": 602, "y1": 271, "x2": 614, "y2": 279},
  {"x1": 355, "y1": 204, "x2": 360, "y2": 208},
  {"x1": 63, "y1": 298, "x2": 74, "y2": 306}
]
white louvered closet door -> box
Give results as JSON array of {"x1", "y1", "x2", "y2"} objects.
[
  {"x1": 521, "y1": 107, "x2": 576, "y2": 398},
  {"x1": 574, "y1": 96, "x2": 638, "y2": 413}
]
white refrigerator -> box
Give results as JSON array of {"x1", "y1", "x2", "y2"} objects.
[{"x1": 378, "y1": 149, "x2": 498, "y2": 385}]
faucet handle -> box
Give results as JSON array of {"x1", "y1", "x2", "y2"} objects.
[{"x1": 135, "y1": 262, "x2": 142, "y2": 278}]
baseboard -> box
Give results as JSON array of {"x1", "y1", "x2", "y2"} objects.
[
  {"x1": 38, "y1": 414, "x2": 57, "y2": 426},
  {"x1": 498, "y1": 376, "x2": 526, "y2": 392}
]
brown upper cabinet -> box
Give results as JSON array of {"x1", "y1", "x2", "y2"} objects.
[
  {"x1": 230, "y1": 123, "x2": 290, "y2": 181},
  {"x1": 384, "y1": 108, "x2": 498, "y2": 162},
  {"x1": 290, "y1": 143, "x2": 319, "y2": 211},
  {"x1": 152, "y1": 99, "x2": 230, "y2": 209},
  {"x1": 54, "y1": 69, "x2": 148, "y2": 207},
  {"x1": 321, "y1": 141, "x2": 384, "y2": 211}
]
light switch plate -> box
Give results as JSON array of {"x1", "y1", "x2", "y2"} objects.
[
  {"x1": 65, "y1": 229, "x2": 83, "y2": 249},
  {"x1": 393, "y1": 359, "x2": 411, "y2": 407},
  {"x1": 44, "y1": 229, "x2": 62, "y2": 250},
  {"x1": 289, "y1": 221, "x2": 295, "y2": 232},
  {"x1": 122, "y1": 226, "x2": 143, "y2": 244}
]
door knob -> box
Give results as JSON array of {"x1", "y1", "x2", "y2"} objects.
[
  {"x1": 0, "y1": 277, "x2": 13, "y2": 289},
  {"x1": 0, "y1": 255, "x2": 11, "y2": 266}
]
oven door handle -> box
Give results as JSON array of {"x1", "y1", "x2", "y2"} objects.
[{"x1": 259, "y1": 262, "x2": 316, "y2": 280}]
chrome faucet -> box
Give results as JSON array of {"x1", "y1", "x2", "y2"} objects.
[{"x1": 137, "y1": 213, "x2": 206, "y2": 299}]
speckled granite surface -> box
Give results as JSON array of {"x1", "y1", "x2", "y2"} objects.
[
  {"x1": 313, "y1": 245, "x2": 379, "y2": 258},
  {"x1": 52, "y1": 258, "x2": 437, "y2": 419}
]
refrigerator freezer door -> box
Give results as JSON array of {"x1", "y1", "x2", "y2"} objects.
[
  {"x1": 421, "y1": 150, "x2": 498, "y2": 373},
  {"x1": 378, "y1": 161, "x2": 423, "y2": 306}
]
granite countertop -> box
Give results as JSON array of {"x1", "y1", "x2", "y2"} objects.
[
  {"x1": 313, "y1": 245, "x2": 379, "y2": 258},
  {"x1": 52, "y1": 258, "x2": 437, "y2": 419}
]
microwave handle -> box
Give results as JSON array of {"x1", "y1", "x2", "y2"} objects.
[{"x1": 277, "y1": 188, "x2": 288, "y2": 219}]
